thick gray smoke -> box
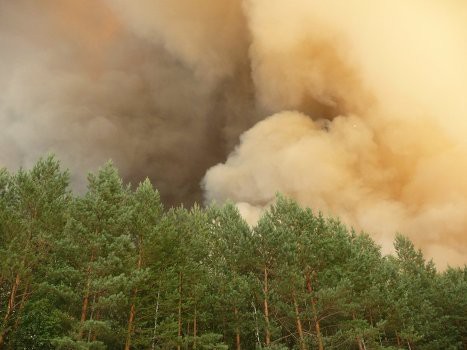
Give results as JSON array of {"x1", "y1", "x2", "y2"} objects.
[
  {"x1": 1, "y1": 0, "x2": 466, "y2": 266},
  {"x1": 0, "y1": 0, "x2": 259, "y2": 204}
]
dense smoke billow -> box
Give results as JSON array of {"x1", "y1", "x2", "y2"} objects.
[
  {"x1": 0, "y1": 0, "x2": 259, "y2": 204},
  {"x1": 1, "y1": 0, "x2": 466, "y2": 266}
]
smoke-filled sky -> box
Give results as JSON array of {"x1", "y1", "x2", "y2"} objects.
[{"x1": 1, "y1": 0, "x2": 466, "y2": 266}]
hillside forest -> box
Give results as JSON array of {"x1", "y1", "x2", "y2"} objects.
[{"x1": 0, "y1": 156, "x2": 466, "y2": 349}]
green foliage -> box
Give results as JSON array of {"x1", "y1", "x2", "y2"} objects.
[{"x1": 0, "y1": 157, "x2": 465, "y2": 349}]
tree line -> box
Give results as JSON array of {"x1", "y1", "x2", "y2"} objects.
[{"x1": 0, "y1": 156, "x2": 465, "y2": 349}]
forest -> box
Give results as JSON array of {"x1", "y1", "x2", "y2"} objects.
[{"x1": 0, "y1": 156, "x2": 466, "y2": 350}]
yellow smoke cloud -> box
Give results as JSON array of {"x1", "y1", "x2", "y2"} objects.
[{"x1": 204, "y1": 0, "x2": 467, "y2": 267}]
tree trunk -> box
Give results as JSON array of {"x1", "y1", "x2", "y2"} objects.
[
  {"x1": 8, "y1": 284, "x2": 30, "y2": 348},
  {"x1": 79, "y1": 253, "x2": 95, "y2": 339},
  {"x1": 357, "y1": 337, "x2": 365, "y2": 350},
  {"x1": 2, "y1": 274, "x2": 20, "y2": 324},
  {"x1": 91, "y1": 309, "x2": 100, "y2": 342},
  {"x1": 234, "y1": 307, "x2": 241, "y2": 350},
  {"x1": 187, "y1": 320, "x2": 191, "y2": 345},
  {"x1": 151, "y1": 290, "x2": 160, "y2": 350},
  {"x1": 251, "y1": 302, "x2": 262, "y2": 349},
  {"x1": 306, "y1": 271, "x2": 324, "y2": 350},
  {"x1": 292, "y1": 291, "x2": 306, "y2": 350},
  {"x1": 352, "y1": 312, "x2": 365, "y2": 350},
  {"x1": 0, "y1": 273, "x2": 21, "y2": 348},
  {"x1": 125, "y1": 251, "x2": 143, "y2": 350},
  {"x1": 86, "y1": 294, "x2": 97, "y2": 343},
  {"x1": 124, "y1": 303, "x2": 136, "y2": 350},
  {"x1": 193, "y1": 306, "x2": 197, "y2": 349},
  {"x1": 79, "y1": 278, "x2": 91, "y2": 338},
  {"x1": 263, "y1": 266, "x2": 271, "y2": 346},
  {"x1": 177, "y1": 272, "x2": 183, "y2": 350}
]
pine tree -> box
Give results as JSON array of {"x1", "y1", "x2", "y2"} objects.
[
  {"x1": 207, "y1": 204, "x2": 256, "y2": 349},
  {"x1": 0, "y1": 155, "x2": 70, "y2": 348},
  {"x1": 434, "y1": 266, "x2": 467, "y2": 348},
  {"x1": 51, "y1": 162, "x2": 134, "y2": 349},
  {"x1": 124, "y1": 178, "x2": 163, "y2": 350},
  {"x1": 0, "y1": 157, "x2": 466, "y2": 349}
]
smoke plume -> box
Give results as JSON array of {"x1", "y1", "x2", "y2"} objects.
[
  {"x1": 204, "y1": 0, "x2": 467, "y2": 266},
  {"x1": 0, "y1": 0, "x2": 258, "y2": 204},
  {"x1": 1, "y1": 0, "x2": 466, "y2": 265}
]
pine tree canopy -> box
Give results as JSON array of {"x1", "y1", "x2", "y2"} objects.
[{"x1": 0, "y1": 156, "x2": 465, "y2": 349}]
